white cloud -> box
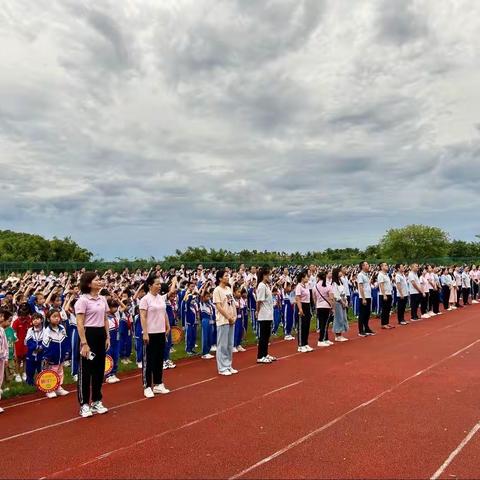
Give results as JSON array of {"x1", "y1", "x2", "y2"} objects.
[{"x1": 0, "y1": 0, "x2": 479, "y2": 258}]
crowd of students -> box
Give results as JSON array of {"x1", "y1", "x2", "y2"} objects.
[{"x1": 0, "y1": 261, "x2": 478, "y2": 416}]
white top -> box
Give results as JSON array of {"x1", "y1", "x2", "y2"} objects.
[
  {"x1": 395, "y1": 273, "x2": 408, "y2": 297},
  {"x1": 256, "y1": 282, "x2": 274, "y2": 321},
  {"x1": 377, "y1": 272, "x2": 392, "y2": 295},
  {"x1": 407, "y1": 271, "x2": 422, "y2": 295},
  {"x1": 357, "y1": 271, "x2": 371, "y2": 299}
]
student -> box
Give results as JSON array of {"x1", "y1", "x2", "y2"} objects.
[
  {"x1": 105, "y1": 299, "x2": 121, "y2": 384},
  {"x1": 24, "y1": 313, "x2": 44, "y2": 386},
  {"x1": 408, "y1": 264, "x2": 424, "y2": 321},
  {"x1": 271, "y1": 286, "x2": 282, "y2": 336},
  {"x1": 213, "y1": 270, "x2": 237, "y2": 376},
  {"x1": 430, "y1": 266, "x2": 442, "y2": 315},
  {"x1": 133, "y1": 287, "x2": 146, "y2": 369},
  {"x1": 419, "y1": 268, "x2": 431, "y2": 319},
  {"x1": 1, "y1": 311, "x2": 15, "y2": 386},
  {"x1": 394, "y1": 264, "x2": 409, "y2": 325},
  {"x1": 200, "y1": 288, "x2": 215, "y2": 359},
  {"x1": 453, "y1": 266, "x2": 463, "y2": 308},
  {"x1": 163, "y1": 287, "x2": 177, "y2": 369},
  {"x1": 296, "y1": 271, "x2": 313, "y2": 352},
  {"x1": 439, "y1": 268, "x2": 451, "y2": 311},
  {"x1": 0, "y1": 310, "x2": 10, "y2": 413},
  {"x1": 313, "y1": 271, "x2": 334, "y2": 347},
  {"x1": 282, "y1": 283, "x2": 295, "y2": 340},
  {"x1": 377, "y1": 263, "x2": 394, "y2": 329},
  {"x1": 247, "y1": 282, "x2": 258, "y2": 338},
  {"x1": 470, "y1": 265, "x2": 479, "y2": 303},
  {"x1": 12, "y1": 303, "x2": 31, "y2": 382},
  {"x1": 332, "y1": 268, "x2": 349, "y2": 342},
  {"x1": 256, "y1": 268, "x2": 276, "y2": 364},
  {"x1": 233, "y1": 285, "x2": 246, "y2": 353},
  {"x1": 41, "y1": 309, "x2": 70, "y2": 398},
  {"x1": 119, "y1": 301, "x2": 133, "y2": 365},
  {"x1": 341, "y1": 266, "x2": 351, "y2": 307},
  {"x1": 75, "y1": 272, "x2": 110, "y2": 418},
  {"x1": 357, "y1": 261, "x2": 375, "y2": 336},
  {"x1": 184, "y1": 288, "x2": 199, "y2": 356}
]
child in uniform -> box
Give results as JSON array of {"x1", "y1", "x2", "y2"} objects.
[
  {"x1": 282, "y1": 283, "x2": 295, "y2": 340},
  {"x1": 105, "y1": 299, "x2": 121, "y2": 384},
  {"x1": 25, "y1": 313, "x2": 44, "y2": 386},
  {"x1": 41, "y1": 309, "x2": 70, "y2": 398},
  {"x1": 12, "y1": 304, "x2": 31, "y2": 382}
]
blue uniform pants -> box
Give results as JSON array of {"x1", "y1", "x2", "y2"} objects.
[
  {"x1": 107, "y1": 329, "x2": 120, "y2": 376},
  {"x1": 119, "y1": 320, "x2": 132, "y2": 359},
  {"x1": 70, "y1": 326, "x2": 80, "y2": 376}
]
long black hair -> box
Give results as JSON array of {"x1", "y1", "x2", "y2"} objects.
[
  {"x1": 332, "y1": 268, "x2": 341, "y2": 285},
  {"x1": 216, "y1": 270, "x2": 226, "y2": 286},
  {"x1": 257, "y1": 267, "x2": 270, "y2": 284}
]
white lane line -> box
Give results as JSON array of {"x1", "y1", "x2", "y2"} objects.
[
  {"x1": 39, "y1": 380, "x2": 303, "y2": 480},
  {"x1": 229, "y1": 339, "x2": 480, "y2": 479},
  {"x1": 430, "y1": 420, "x2": 480, "y2": 480}
]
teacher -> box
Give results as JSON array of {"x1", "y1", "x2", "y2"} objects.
[{"x1": 75, "y1": 272, "x2": 110, "y2": 418}]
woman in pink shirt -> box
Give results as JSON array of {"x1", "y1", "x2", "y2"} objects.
[
  {"x1": 139, "y1": 276, "x2": 171, "y2": 399},
  {"x1": 295, "y1": 271, "x2": 313, "y2": 353},
  {"x1": 75, "y1": 272, "x2": 110, "y2": 418},
  {"x1": 313, "y1": 271, "x2": 334, "y2": 348}
]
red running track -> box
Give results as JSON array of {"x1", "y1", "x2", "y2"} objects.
[{"x1": 1, "y1": 307, "x2": 480, "y2": 479}]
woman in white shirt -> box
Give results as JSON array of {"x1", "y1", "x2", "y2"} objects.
[{"x1": 332, "y1": 268, "x2": 349, "y2": 342}]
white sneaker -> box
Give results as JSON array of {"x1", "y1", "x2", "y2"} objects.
[
  {"x1": 297, "y1": 346, "x2": 308, "y2": 353},
  {"x1": 79, "y1": 404, "x2": 93, "y2": 418},
  {"x1": 317, "y1": 341, "x2": 330, "y2": 347},
  {"x1": 421, "y1": 314, "x2": 430, "y2": 319},
  {"x1": 210, "y1": 345, "x2": 217, "y2": 352},
  {"x1": 266, "y1": 355, "x2": 277, "y2": 361},
  {"x1": 55, "y1": 387, "x2": 69, "y2": 396},
  {"x1": 153, "y1": 384, "x2": 170, "y2": 394},
  {"x1": 232, "y1": 347, "x2": 238, "y2": 353},
  {"x1": 257, "y1": 357, "x2": 272, "y2": 364},
  {"x1": 305, "y1": 345, "x2": 314, "y2": 352},
  {"x1": 64, "y1": 360, "x2": 71, "y2": 367},
  {"x1": 326, "y1": 340, "x2": 334, "y2": 345},
  {"x1": 166, "y1": 360, "x2": 176, "y2": 369},
  {"x1": 335, "y1": 336, "x2": 349, "y2": 342},
  {"x1": 229, "y1": 368, "x2": 238, "y2": 374},
  {"x1": 429, "y1": 312, "x2": 436, "y2": 317},
  {"x1": 91, "y1": 401, "x2": 108, "y2": 414},
  {"x1": 284, "y1": 335, "x2": 294, "y2": 341},
  {"x1": 447, "y1": 307, "x2": 453, "y2": 311},
  {"x1": 237, "y1": 345, "x2": 246, "y2": 352},
  {"x1": 15, "y1": 374, "x2": 22, "y2": 383},
  {"x1": 472, "y1": 300, "x2": 479, "y2": 304},
  {"x1": 106, "y1": 375, "x2": 118, "y2": 384},
  {"x1": 219, "y1": 370, "x2": 232, "y2": 376},
  {"x1": 0, "y1": 407, "x2": 4, "y2": 414},
  {"x1": 451, "y1": 306, "x2": 457, "y2": 310},
  {"x1": 22, "y1": 372, "x2": 27, "y2": 381},
  {"x1": 144, "y1": 387, "x2": 155, "y2": 398},
  {"x1": 436, "y1": 312, "x2": 443, "y2": 315},
  {"x1": 46, "y1": 391, "x2": 57, "y2": 399},
  {"x1": 137, "y1": 362, "x2": 142, "y2": 369},
  {"x1": 202, "y1": 353, "x2": 214, "y2": 359},
  {"x1": 73, "y1": 374, "x2": 78, "y2": 382}
]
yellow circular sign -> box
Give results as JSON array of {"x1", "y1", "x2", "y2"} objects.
[
  {"x1": 36, "y1": 370, "x2": 61, "y2": 393},
  {"x1": 104, "y1": 354, "x2": 114, "y2": 375},
  {"x1": 170, "y1": 326, "x2": 184, "y2": 345}
]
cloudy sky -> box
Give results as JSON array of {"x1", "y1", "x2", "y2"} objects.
[{"x1": 1, "y1": 0, "x2": 479, "y2": 259}]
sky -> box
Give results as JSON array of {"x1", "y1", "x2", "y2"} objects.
[{"x1": 1, "y1": 0, "x2": 479, "y2": 260}]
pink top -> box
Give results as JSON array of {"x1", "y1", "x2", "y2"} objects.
[
  {"x1": 75, "y1": 294, "x2": 108, "y2": 327},
  {"x1": 139, "y1": 292, "x2": 167, "y2": 334},
  {"x1": 313, "y1": 282, "x2": 333, "y2": 309},
  {"x1": 295, "y1": 283, "x2": 311, "y2": 303}
]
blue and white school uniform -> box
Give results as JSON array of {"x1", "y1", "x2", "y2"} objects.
[
  {"x1": 42, "y1": 324, "x2": 70, "y2": 368},
  {"x1": 133, "y1": 300, "x2": 143, "y2": 365},
  {"x1": 200, "y1": 300, "x2": 215, "y2": 355},
  {"x1": 25, "y1": 326, "x2": 44, "y2": 385},
  {"x1": 68, "y1": 312, "x2": 80, "y2": 377},
  {"x1": 119, "y1": 310, "x2": 132, "y2": 360},
  {"x1": 282, "y1": 290, "x2": 295, "y2": 337},
  {"x1": 272, "y1": 294, "x2": 282, "y2": 334},
  {"x1": 106, "y1": 313, "x2": 120, "y2": 377},
  {"x1": 233, "y1": 298, "x2": 245, "y2": 348},
  {"x1": 163, "y1": 299, "x2": 175, "y2": 362},
  {"x1": 247, "y1": 287, "x2": 258, "y2": 338},
  {"x1": 185, "y1": 294, "x2": 198, "y2": 354}
]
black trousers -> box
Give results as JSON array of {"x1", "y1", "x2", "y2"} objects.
[
  {"x1": 257, "y1": 321, "x2": 272, "y2": 359},
  {"x1": 473, "y1": 282, "x2": 479, "y2": 300},
  {"x1": 462, "y1": 288, "x2": 470, "y2": 305},
  {"x1": 358, "y1": 298, "x2": 372, "y2": 334},
  {"x1": 78, "y1": 327, "x2": 106, "y2": 406},
  {"x1": 420, "y1": 292, "x2": 429, "y2": 314},
  {"x1": 430, "y1": 290, "x2": 440, "y2": 313},
  {"x1": 397, "y1": 296, "x2": 408, "y2": 323},
  {"x1": 317, "y1": 308, "x2": 331, "y2": 342},
  {"x1": 298, "y1": 302, "x2": 312, "y2": 347},
  {"x1": 410, "y1": 294, "x2": 421, "y2": 320},
  {"x1": 441, "y1": 286, "x2": 450, "y2": 309},
  {"x1": 456, "y1": 286, "x2": 462, "y2": 306},
  {"x1": 143, "y1": 332, "x2": 165, "y2": 389},
  {"x1": 380, "y1": 295, "x2": 392, "y2": 325}
]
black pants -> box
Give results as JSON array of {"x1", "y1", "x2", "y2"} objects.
[
  {"x1": 298, "y1": 302, "x2": 312, "y2": 347},
  {"x1": 397, "y1": 296, "x2": 407, "y2": 323},
  {"x1": 420, "y1": 292, "x2": 429, "y2": 314},
  {"x1": 143, "y1": 332, "x2": 165, "y2": 389},
  {"x1": 317, "y1": 308, "x2": 331, "y2": 342},
  {"x1": 462, "y1": 288, "x2": 470, "y2": 305},
  {"x1": 257, "y1": 320, "x2": 272, "y2": 359},
  {"x1": 78, "y1": 327, "x2": 106, "y2": 406},
  {"x1": 441, "y1": 286, "x2": 450, "y2": 309},
  {"x1": 430, "y1": 290, "x2": 440, "y2": 313},
  {"x1": 456, "y1": 287, "x2": 462, "y2": 307},
  {"x1": 410, "y1": 294, "x2": 421, "y2": 320},
  {"x1": 473, "y1": 282, "x2": 479, "y2": 300},
  {"x1": 358, "y1": 298, "x2": 372, "y2": 334},
  {"x1": 380, "y1": 295, "x2": 392, "y2": 326}
]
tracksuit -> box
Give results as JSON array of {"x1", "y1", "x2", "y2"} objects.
[
  {"x1": 106, "y1": 313, "x2": 120, "y2": 378},
  {"x1": 247, "y1": 287, "x2": 258, "y2": 338},
  {"x1": 25, "y1": 326, "x2": 44, "y2": 385},
  {"x1": 119, "y1": 310, "x2": 132, "y2": 360},
  {"x1": 282, "y1": 292, "x2": 294, "y2": 337},
  {"x1": 234, "y1": 298, "x2": 244, "y2": 348},
  {"x1": 200, "y1": 300, "x2": 215, "y2": 355},
  {"x1": 69, "y1": 313, "x2": 80, "y2": 377},
  {"x1": 42, "y1": 324, "x2": 70, "y2": 386},
  {"x1": 184, "y1": 294, "x2": 198, "y2": 354},
  {"x1": 272, "y1": 294, "x2": 282, "y2": 334},
  {"x1": 164, "y1": 302, "x2": 175, "y2": 362}
]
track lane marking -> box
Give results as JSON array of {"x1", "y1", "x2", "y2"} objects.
[{"x1": 229, "y1": 339, "x2": 480, "y2": 479}]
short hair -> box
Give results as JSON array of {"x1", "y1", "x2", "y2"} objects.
[{"x1": 79, "y1": 272, "x2": 98, "y2": 294}]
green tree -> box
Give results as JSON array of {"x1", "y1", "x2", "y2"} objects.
[{"x1": 379, "y1": 224, "x2": 450, "y2": 262}]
